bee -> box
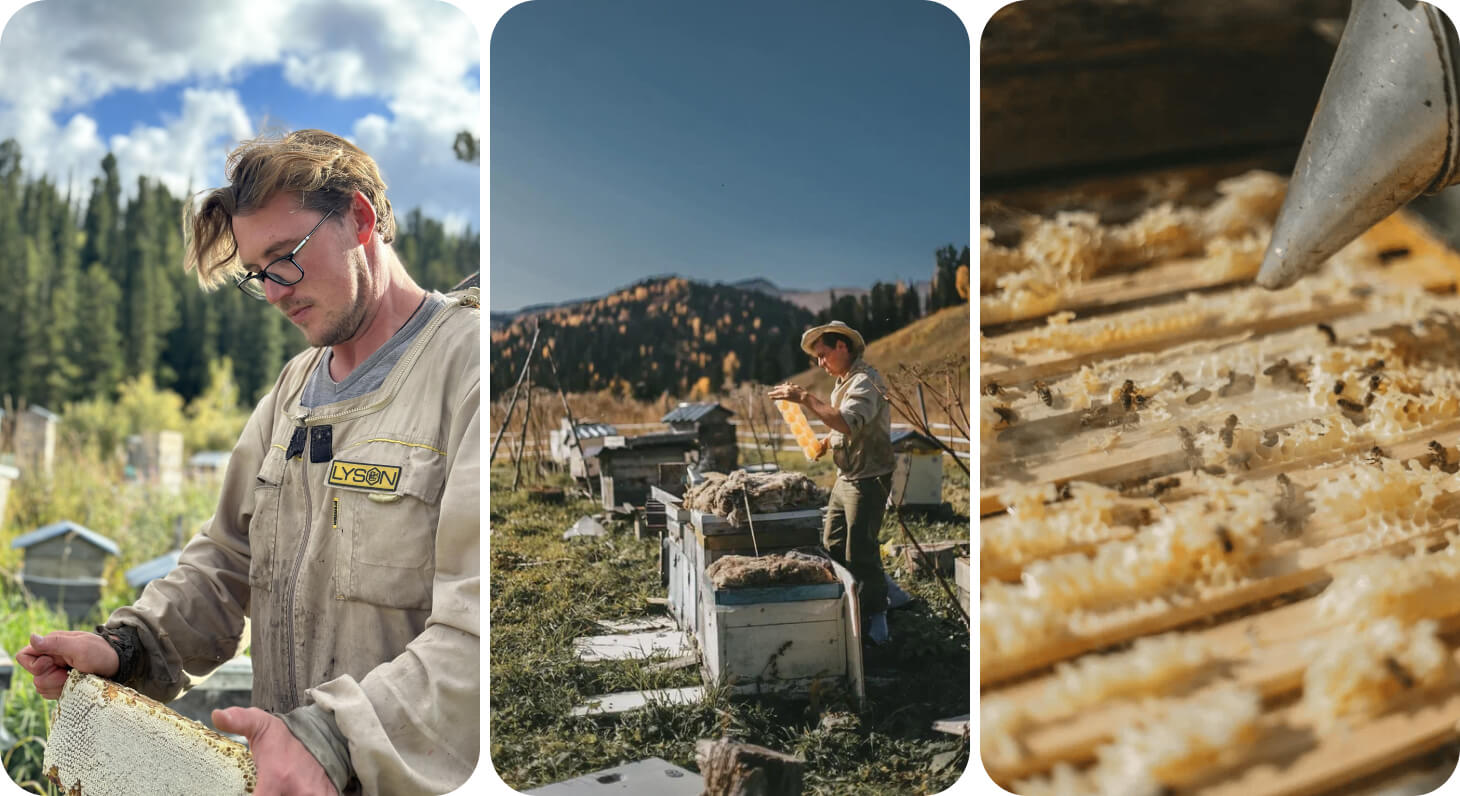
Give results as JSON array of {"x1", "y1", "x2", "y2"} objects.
[
  {"x1": 1333, "y1": 380, "x2": 1345, "y2": 396},
  {"x1": 1274, "y1": 473, "x2": 1311, "y2": 536},
  {"x1": 1185, "y1": 388, "x2": 1212, "y2": 405},
  {"x1": 1215, "y1": 526, "x2": 1234, "y2": 553},
  {"x1": 1377, "y1": 246, "x2": 1411, "y2": 265},
  {"x1": 1430, "y1": 440, "x2": 1449, "y2": 469},
  {"x1": 1337, "y1": 397, "x2": 1365, "y2": 413},
  {"x1": 1262, "y1": 430, "x2": 1280, "y2": 447},
  {"x1": 1262, "y1": 358, "x2": 1290, "y2": 377},
  {"x1": 1369, "y1": 373, "x2": 1383, "y2": 391},
  {"x1": 1220, "y1": 415, "x2": 1238, "y2": 448},
  {"x1": 1218, "y1": 371, "x2": 1255, "y2": 398},
  {"x1": 983, "y1": 381, "x2": 1001, "y2": 397},
  {"x1": 1365, "y1": 445, "x2": 1387, "y2": 466},
  {"x1": 1385, "y1": 656, "x2": 1416, "y2": 689},
  {"x1": 993, "y1": 406, "x2": 1018, "y2": 425},
  {"x1": 1150, "y1": 477, "x2": 1180, "y2": 497},
  {"x1": 1056, "y1": 482, "x2": 1072, "y2": 501},
  {"x1": 1178, "y1": 426, "x2": 1202, "y2": 471},
  {"x1": 1119, "y1": 379, "x2": 1138, "y2": 411},
  {"x1": 1317, "y1": 323, "x2": 1337, "y2": 344},
  {"x1": 1365, "y1": 392, "x2": 1376, "y2": 407},
  {"x1": 1034, "y1": 380, "x2": 1053, "y2": 407},
  {"x1": 1167, "y1": 371, "x2": 1186, "y2": 389}
]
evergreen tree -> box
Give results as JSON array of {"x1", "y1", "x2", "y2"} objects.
[
  {"x1": 72, "y1": 264, "x2": 125, "y2": 399},
  {"x1": 929, "y1": 243, "x2": 960, "y2": 311},
  {"x1": 898, "y1": 280, "x2": 921, "y2": 326},
  {"x1": 120, "y1": 177, "x2": 180, "y2": 383},
  {"x1": 0, "y1": 141, "x2": 24, "y2": 399},
  {"x1": 16, "y1": 237, "x2": 52, "y2": 404},
  {"x1": 44, "y1": 186, "x2": 83, "y2": 404},
  {"x1": 81, "y1": 154, "x2": 122, "y2": 276}
]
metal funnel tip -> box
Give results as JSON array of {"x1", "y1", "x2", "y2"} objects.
[{"x1": 1255, "y1": 0, "x2": 1460, "y2": 290}]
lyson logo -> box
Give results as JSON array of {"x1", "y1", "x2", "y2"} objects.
[{"x1": 328, "y1": 460, "x2": 401, "y2": 492}]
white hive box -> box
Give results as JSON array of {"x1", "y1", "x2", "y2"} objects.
[
  {"x1": 44, "y1": 670, "x2": 256, "y2": 796},
  {"x1": 676, "y1": 508, "x2": 823, "y2": 645},
  {"x1": 699, "y1": 560, "x2": 864, "y2": 702}
]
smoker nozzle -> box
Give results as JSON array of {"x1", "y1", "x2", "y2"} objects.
[{"x1": 1256, "y1": 0, "x2": 1460, "y2": 289}]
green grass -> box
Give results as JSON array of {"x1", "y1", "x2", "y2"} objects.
[{"x1": 488, "y1": 458, "x2": 971, "y2": 794}]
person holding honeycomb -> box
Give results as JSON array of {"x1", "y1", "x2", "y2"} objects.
[{"x1": 768, "y1": 321, "x2": 894, "y2": 645}]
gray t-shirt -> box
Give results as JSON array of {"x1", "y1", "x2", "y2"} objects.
[{"x1": 301, "y1": 292, "x2": 450, "y2": 408}]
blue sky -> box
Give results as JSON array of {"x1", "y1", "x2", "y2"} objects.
[
  {"x1": 489, "y1": 0, "x2": 972, "y2": 311},
  {"x1": 0, "y1": 0, "x2": 481, "y2": 234},
  {"x1": 77, "y1": 65, "x2": 395, "y2": 145}
]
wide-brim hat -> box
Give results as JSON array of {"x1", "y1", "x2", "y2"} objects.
[{"x1": 800, "y1": 320, "x2": 866, "y2": 357}]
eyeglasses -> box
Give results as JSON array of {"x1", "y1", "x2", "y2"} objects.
[{"x1": 235, "y1": 208, "x2": 335, "y2": 300}]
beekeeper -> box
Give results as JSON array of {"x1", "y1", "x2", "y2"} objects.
[
  {"x1": 16, "y1": 129, "x2": 479, "y2": 796},
  {"x1": 768, "y1": 320, "x2": 895, "y2": 645}
]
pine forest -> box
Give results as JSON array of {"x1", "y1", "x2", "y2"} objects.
[{"x1": 0, "y1": 141, "x2": 479, "y2": 413}]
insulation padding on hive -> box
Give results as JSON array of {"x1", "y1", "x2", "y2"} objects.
[
  {"x1": 681, "y1": 470, "x2": 825, "y2": 526},
  {"x1": 44, "y1": 669, "x2": 257, "y2": 795},
  {"x1": 706, "y1": 550, "x2": 838, "y2": 588}
]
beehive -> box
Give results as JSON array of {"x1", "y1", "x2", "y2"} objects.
[
  {"x1": 44, "y1": 670, "x2": 256, "y2": 795},
  {"x1": 980, "y1": 170, "x2": 1460, "y2": 794}
]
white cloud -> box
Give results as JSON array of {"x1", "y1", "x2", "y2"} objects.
[
  {"x1": 0, "y1": 0, "x2": 478, "y2": 222},
  {"x1": 107, "y1": 88, "x2": 256, "y2": 200}
]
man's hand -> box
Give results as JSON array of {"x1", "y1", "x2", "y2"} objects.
[
  {"x1": 213, "y1": 707, "x2": 340, "y2": 796},
  {"x1": 769, "y1": 383, "x2": 852, "y2": 435},
  {"x1": 767, "y1": 382, "x2": 809, "y2": 404},
  {"x1": 16, "y1": 632, "x2": 119, "y2": 699},
  {"x1": 815, "y1": 436, "x2": 831, "y2": 460}
]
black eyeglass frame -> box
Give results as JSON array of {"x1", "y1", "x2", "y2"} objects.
[{"x1": 235, "y1": 208, "x2": 336, "y2": 300}]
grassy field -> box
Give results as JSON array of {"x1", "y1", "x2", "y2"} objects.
[{"x1": 487, "y1": 451, "x2": 972, "y2": 794}]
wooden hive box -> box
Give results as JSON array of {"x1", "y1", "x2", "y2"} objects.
[
  {"x1": 890, "y1": 429, "x2": 945, "y2": 507},
  {"x1": 698, "y1": 560, "x2": 863, "y2": 701},
  {"x1": 671, "y1": 508, "x2": 823, "y2": 646},
  {"x1": 597, "y1": 432, "x2": 697, "y2": 510}
]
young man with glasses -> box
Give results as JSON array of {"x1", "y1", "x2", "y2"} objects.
[{"x1": 16, "y1": 129, "x2": 480, "y2": 796}]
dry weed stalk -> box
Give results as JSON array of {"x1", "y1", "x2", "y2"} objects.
[{"x1": 884, "y1": 355, "x2": 971, "y2": 476}]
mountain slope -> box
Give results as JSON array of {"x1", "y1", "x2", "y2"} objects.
[{"x1": 489, "y1": 276, "x2": 817, "y2": 400}]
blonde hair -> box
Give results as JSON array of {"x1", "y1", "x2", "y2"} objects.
[{"x1": 183, "y1": 129, "x2": 396, "y2": 289}]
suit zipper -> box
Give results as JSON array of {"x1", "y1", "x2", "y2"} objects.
[{"x1": 283, "y1": 414, "x2": 313, "y2": 709}]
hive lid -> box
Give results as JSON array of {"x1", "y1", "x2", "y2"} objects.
[
  {"x1": 661, "y1": 402, "x2": 735, "y2": 424},
  {"x1": 11, "y1": 520, "x2": 119, "y2": 555}
]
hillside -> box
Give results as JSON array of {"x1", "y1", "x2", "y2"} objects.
[
  {"x1": 785, "y1": 301, "x2": 972, "y2": 399},
  {"x1": 489, "y1": 276, "x2": 817, "y2": 400}
]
